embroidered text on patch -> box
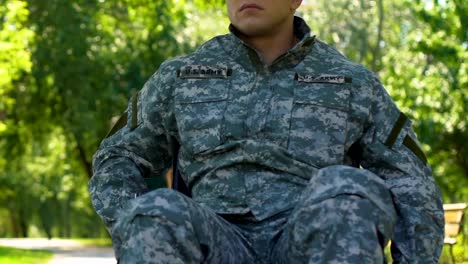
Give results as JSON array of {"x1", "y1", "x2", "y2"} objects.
[
  {"x1": 177, "y1": 65, "x2": 232, "y2": 79},
  {"x1": 295, "y1": 74, "x2": 352, "y2": 84}
]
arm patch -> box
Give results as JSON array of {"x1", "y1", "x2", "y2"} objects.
[
  {"x1": 385, "y1": 112, "x2": 408, "y2": 148},
  {"x1": 384, "y1": 111, "x2": 428, "y2": 164},
  {"x1": 403, "y1": 135, "x2": 428, "y2": 164},
  {"x1": 131, "y1": 91, "x2": 139, "y2": 130},
  {"x1": 105, "y1": 112, "x2": 127, "y2": 139}
]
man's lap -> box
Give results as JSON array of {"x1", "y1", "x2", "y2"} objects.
[{"x1": 114, "y1": 166, "x2": 396, "y2": 263}]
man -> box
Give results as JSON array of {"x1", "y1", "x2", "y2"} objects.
[{"x1": 89, "y1": 0, "x2": 444, "y2": 263}]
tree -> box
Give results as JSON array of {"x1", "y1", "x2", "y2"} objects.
[
  {"x1": 0, "y1": 0, "x2": 35, "y2": 238},
  {"x1": 0, "y1": 0, "x2": 228, "y2": 238}
]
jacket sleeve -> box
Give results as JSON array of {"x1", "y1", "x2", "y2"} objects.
[
  {"x1": 359, "y1": 76, "x2": 444, "y2": 263},
  {"x1": 88, "y1": 69, "x2": 173, "y2": 232}
]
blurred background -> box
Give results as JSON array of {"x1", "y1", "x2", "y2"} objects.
[{"x1": 0, "y1": 0, "x2": 466, "y2": 262}]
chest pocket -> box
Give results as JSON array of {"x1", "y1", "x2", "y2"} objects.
[
  {"x1": 288, "y1": 82, "x2": 351, "y2": 167},
  {"x1": 174, "y1": 78, "x2": 230, "y2": 155}
]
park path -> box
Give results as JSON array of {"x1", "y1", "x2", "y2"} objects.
[{"x1": 0, "y1": 238, "x2": 116, "y2": 264}]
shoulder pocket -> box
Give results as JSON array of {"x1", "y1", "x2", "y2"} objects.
[
  {"x1": 293, "y1": 81, "x2": 351, "y2": 111},
  {"x1": 174, "y1": 77, "x2": 230, "y2": 155},
  {"x1": 175, "y1": 78, "x2": 229, "y2": 103},
  {"x1": 288, "y1": 81, "x2": 351, "y2": 167}
]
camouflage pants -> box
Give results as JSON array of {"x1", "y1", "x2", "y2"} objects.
[{"x1": 114, "y1": 165, "x2": 397, "y2": 264}]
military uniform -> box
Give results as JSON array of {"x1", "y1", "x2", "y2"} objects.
[{"x1": 89, "y1": 17, "x2": 444, "y2": 263}]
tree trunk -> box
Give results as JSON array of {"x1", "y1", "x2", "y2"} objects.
[
  {"x1": 69, "y1": 130, "x2": 93, "y2": 178},
  {"x1": 65, "y1": 196, "x2": 72, "y2": 238},
  {"x1": 77, "y1": 142, "x2": 93, "y2": 179},
  {"x1": 453, "y1": 130, "x2": 468, "y2": 181},
  {"x1": 371, "y1": 0, "x2": 384, "y2": 72},
  {"x1": 20, "y1": 219, "x2": 28, "y2": 238},
  {"x1": 9, "y1": 211, "x2": 20, "y2": 237},
  {"x1": 39, "y1": 202, "x2": 54, "y2": 239},
  {"x1": 18, "y1": 208, "x2": 29, "y2": 237}
]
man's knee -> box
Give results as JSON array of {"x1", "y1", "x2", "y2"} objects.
[
  {"x1": 276, "y1": 193, "x2": 388, "y2": 263},
  {"x1": 303, "y1": 194, "x2": 376, "y2": 227},
  {"x1": 303, "y1": 166, "x2": 395, "y2": 215},
  {"x1": 114, "y1": 188, "x2": 192, "y2": 240},
  {"x1": 123, "y1": 188, "x2": 192, "y2": 224},
  {"x1": 294, "y1": 165, "x2": 397, "y2": 237},
  {"x1": 113, "y1": 189, "x2": 194, "y2": 256}
]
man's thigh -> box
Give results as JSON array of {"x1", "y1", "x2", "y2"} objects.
[{"x1": 115, "y1": 188, "x2": 256, "y2": 264}]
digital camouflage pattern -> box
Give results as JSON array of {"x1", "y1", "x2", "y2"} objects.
[
  {"x1": 110, "y1": 166, "x2": 396, "y2": 263},
  {"x1": 89, "y1": 17, "x2": 444, "y2": 263}
]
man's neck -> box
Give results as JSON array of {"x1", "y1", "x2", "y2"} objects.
[{"x1": 239, "y1": 17, "x2": 297, "y2": 66}]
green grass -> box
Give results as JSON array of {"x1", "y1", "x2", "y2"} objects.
[
  {"x1": 0, "y1": 246, "x2": 53, "y2": 264},
  {"x1": 385, "y1": 243, "x2": 468, "y2": 263},
  {"x1": 439, "y1": 244, "x2": 468, "y2": 264},
  {"x1": 73, "y1": 238, "x2": 112, "y2": 247}
]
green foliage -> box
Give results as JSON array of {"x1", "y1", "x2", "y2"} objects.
[
  {"x1": 0, "y1": 0, "x2": 230, "y2": 239},
  {"x1": 0, "y1": 246, "x2": 53, "y2": 264},
  {"x1": 0, "y1": 1, "x2": 32, "y2": 96},
  {"x1": 177, "y1": 1, "x2": 229, "y2": 49},
  {"x1": 0, "y1": 0, "x2": 191, "y2": 238},
  {"x1": 382, "y1": 0, "x2": 467, "y2": 202}
]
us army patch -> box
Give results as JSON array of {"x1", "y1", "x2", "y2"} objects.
[
  {"x1": 177, "y1": 65, "x2": 232, "y2": 79},
  {"x1": 295, "y1": 73, "x2": 352, "y2": 84}
]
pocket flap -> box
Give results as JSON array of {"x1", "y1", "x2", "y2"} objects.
[
  {"x1": 294, "y1": 82, "x2": 351, "y2": 111},
  {"x1": 175, "y1": 78, "x2": 229, "y2": 104}
]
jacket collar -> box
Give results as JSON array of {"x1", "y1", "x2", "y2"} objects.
[{"x1": 219, "y1": 16, "x2": 316, "y2": 72}]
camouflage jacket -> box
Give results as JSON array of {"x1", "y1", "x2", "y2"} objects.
[{"x1": 90, "y1": 17, "x2": 444, "y2": 263}]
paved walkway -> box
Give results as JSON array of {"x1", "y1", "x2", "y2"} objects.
[{"x1": 0, "y1": 238, "x2": 116, "y2": 264}]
